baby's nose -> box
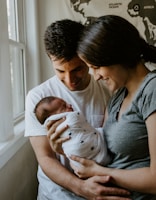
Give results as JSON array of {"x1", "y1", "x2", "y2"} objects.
[{"x1": 68, "y1": 104, "x2": 73, "y2": 110}]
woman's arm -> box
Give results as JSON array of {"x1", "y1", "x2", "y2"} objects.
[
  {"x1": 43, "y1": 119, "x2": 131, "y2": 199},
  {"x1": 71, "y1": 112, "x2": 156, "y2": 194}
]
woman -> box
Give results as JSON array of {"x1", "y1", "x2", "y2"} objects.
[
  {"x1": 69, "y1": 15, "x2": 156, "y2": 199},
  {"x1": 48, "y1": 15, "x2": 156, "y2": 199}
]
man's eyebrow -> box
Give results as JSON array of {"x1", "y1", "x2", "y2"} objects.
[
  {"x1": 55, "y1": 68, "x2": 65, "y2": 72},
  {"x1": 55, "y1": 65, "x2": 83, "y2": 72},
  {"x1": 72, "y1": 66, "x2": 83, "y2": 71}
]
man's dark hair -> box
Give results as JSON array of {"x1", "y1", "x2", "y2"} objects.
[{"x1": 44, "y1": 19, "x2": 84, "y2": 62}]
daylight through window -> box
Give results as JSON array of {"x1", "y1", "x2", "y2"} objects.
[{"x1": 6, "y1": 0, "x2": 26, "y2": 122}]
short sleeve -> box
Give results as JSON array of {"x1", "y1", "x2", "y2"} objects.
[{"x1": 140, "y1": 79, "x2": 156, "y2": 120}]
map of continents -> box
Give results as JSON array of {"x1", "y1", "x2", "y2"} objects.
[{"x1": 70, "y1": 0, "x2": 156, "y2": 46}]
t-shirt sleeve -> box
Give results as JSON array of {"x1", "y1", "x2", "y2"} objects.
[
  {"x1": 141, "y1": 87, "x2": 156, "y2": 120},
  {"x1": 137, "y1": 75, "x2": 156, "y2": 120},
  {"x1": 25, "y1": 90, "x2": 47, "y2": 137}
]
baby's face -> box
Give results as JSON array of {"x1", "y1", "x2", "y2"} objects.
[{"x1": 49, "y1": 98, "x2": 73, "y2": 114}]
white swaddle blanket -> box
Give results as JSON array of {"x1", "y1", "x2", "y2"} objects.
[{"x1": 44, "y1": 111, "x2": 111, "y2": 166}]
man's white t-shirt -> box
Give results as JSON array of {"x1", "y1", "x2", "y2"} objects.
[{"x1": 25, "y1": 74, "x2": 111, "y2": 200}]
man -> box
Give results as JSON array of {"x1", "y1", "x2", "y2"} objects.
[{"x1": 25, "y1": 19, "x2": 130, "y2": 200}]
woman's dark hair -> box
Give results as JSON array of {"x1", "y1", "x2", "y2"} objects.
[{"x1": 77, "y1": 15, "x2": 156, "y2": 67}]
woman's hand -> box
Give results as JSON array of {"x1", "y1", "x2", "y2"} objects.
[
  {"x1": 46, "y1": 118, "x2": 70, "y2": 155},
  {"x1": 70, "y1": 155, "x2": 99, "y2": 178}
]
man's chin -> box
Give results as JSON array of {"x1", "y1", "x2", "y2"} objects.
[{"x1": 66, "y1": 84, "x2": 81, "y2": 91}]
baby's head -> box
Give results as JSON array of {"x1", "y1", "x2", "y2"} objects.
[{"x1": 34, "y1": 96, "x2": 73, "y2": 124}]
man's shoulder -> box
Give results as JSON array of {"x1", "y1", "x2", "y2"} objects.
[
  {"x1": 28, "y1": 76, "x2": 57, "y2": 94},
  {"x1": 26, "y1": 76, "x2": 59, "y2": 104}
]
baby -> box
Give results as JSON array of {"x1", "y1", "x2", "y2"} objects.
[{"x1": 34, "y1": 96, "x2": 111, "y2": 166}]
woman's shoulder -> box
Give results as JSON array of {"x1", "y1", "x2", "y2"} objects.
[{"x1": 141, "y1": 70, "x2": 156, "y2": 94}]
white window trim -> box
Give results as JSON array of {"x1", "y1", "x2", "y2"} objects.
[
  {"x1": 0, "y1": 121, "x2": 28, "y2": 169},
  {"x1": 0, "y1": 0, "x2": 40, "y2": 169},
  {"x1": 0, "y1": 0, "x2": 13, "y2": 143}
]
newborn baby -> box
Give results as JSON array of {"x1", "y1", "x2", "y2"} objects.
[{"x1": 34, "y1": 96, "x2": 111, "y2": 166}]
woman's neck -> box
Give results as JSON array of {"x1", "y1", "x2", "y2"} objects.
[
  {"x1": 117, "y1": 63, "x2": 150, "y2": 120},
  {"x1": 125, "y1": 63, "x2": 150, "y2": 98}
]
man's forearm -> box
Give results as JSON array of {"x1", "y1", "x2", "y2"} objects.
[
  {"x1": 30, "y1": 136, "x2": 83, "y2": 196},
  {"x1": 39, "y1": 155, "x2": 83, "y2": 196}
]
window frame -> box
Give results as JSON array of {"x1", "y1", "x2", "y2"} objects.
[
  {"x1": 0, "y1": 0, "x2": 40, "y2": 169},
  {"x1": 7, "y1": 0, "x2": 27, "y2": 122}
]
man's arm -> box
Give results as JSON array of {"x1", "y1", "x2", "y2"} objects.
[
  {"x1": 30, "y1": 136, "x2": 80, "y2": 192},
  {"x1": 30, "y1": 136, "x2": 131, "y2": 200}
]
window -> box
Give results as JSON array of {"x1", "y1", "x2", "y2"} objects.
[
  {"x1": 0, "y1": 0, "x2": 39, "y2": 168},
  {"x1": 7, "y1": 0, "x2": 26, "y2": 122}
]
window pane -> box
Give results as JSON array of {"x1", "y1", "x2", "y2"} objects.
[
  {"x1": 6, "y1": 0, "x2": 26, "y2": 122},
  {"x1": 7, "y1": 0, "x2": 17, "y2": 40},
  {"x1": 10, "y1": 45, "x2": 25, "y2": 119}
]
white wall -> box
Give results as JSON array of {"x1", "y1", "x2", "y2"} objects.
[{"x1": 0, "y1": 141, "x2": 38, "y2": 200}]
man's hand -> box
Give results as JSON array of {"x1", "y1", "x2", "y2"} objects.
[{"x1": 46, "y1": 118, "x2": 69, "y2": 154}]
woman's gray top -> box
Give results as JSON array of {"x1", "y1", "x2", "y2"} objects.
[{"x1": 104, "y1": 70, "x2": 156, "y2": 200}]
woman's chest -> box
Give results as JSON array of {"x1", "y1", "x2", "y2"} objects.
[{"x1": 104, "y1": 103, "x2": 149, "y2": 159}]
